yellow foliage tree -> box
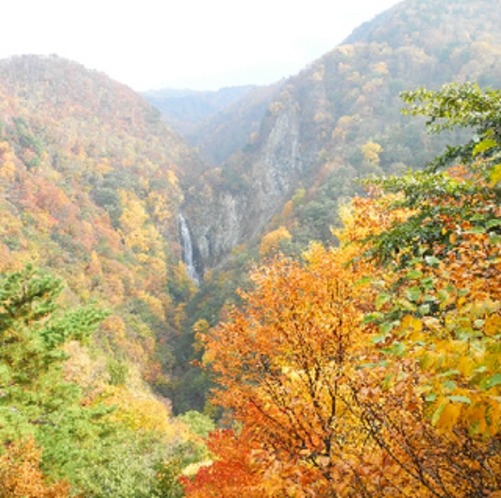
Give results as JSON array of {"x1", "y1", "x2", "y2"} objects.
[
  {"x1": 361, "y1": 141, "x2": 383, "y2": 164},
  {"x1": 259, "y1": 226, "x2": 292, "y2": 256},
  {"x1": 0, "y1": 141, "x2": 17, "y2": 182}
]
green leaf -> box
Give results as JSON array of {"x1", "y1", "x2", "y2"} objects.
[
  {"x1": 486, "y1": 219, "x2": 501, "y2": 229},
  {"x1": 437, "y1": 289, "x2": 449, "y2": 304},
  {"x1": 448, "y1": 395, "x2": 472, "y2": 405},
  {"x1": 393, "y1": 342, "x2": 406, "y2": 356},
  {"x1": 471, "y1": 213, "x2": 487, "y2": 222},
  {"x1": 484, "y1": 373, "x2": 501, "y2": 389},
  {"x1": 380, "y1": 320, "x2": 396, "y2": 335},
  {"x1": 431, "y1": 400, "x2": 447, "y2": 426},
  {"x1": 363, "y1": 312, "x2": 384, "y2": 324},
  {"x1": 421, "y1": 277, "x2": 435, "y2": 288},
  {"x1": 439, "y1": 370, "x2": 460, "y2": 378},
  {"x1": 406, "y1": 286, "x2": 421, "y2": 302},
  {"x1": 472, "y1": 138, "x2": 498, "y2": 156},
  {"x1": 356, "y1": 360, "x2": 388, "y2": 370},
  {"x1": 372, "y1": 334, "x2": 388, "y2": 344},
  {"x1": 376, "y1": 293, "x2": 392, "y2": 311},
  {"x1": 442, "y1": 380, "x2": 457, "y2": 391},
  {"x1": 464, "y1": 226, "x2": 486, "y2": 235},
  {"x1": 489, "y1": 233, "x2": 501, "y2": 245},
  {"x1": 445, "y1": 283, "x2": 456, "y2": 294},
  {"x1": 418, "y1": 304, "x2": 430, "y2": 315},
  {"x1": 406, "y1": 269, "x2": 423, "y2": 279},
  {"x1": 382, "y1": 374, "x2": 393, "y2": 391},
  {"x1": 424, "y1": 256, "x2": 440, "y2": 266},
  {"x1": 354, "y1": 276, "x2": 373, "y2": 287}
]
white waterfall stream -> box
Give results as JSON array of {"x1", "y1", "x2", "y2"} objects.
[{"x1": 179, "y1": 213, "x2": 200, "y2": 285}]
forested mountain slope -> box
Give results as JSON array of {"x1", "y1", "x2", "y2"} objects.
[
  {"x1": 184, "y1": 81, "x2": 501, "y2": 496},
  {"x1": 2, "y1": 0, "x2": 501, "y2": 493},
  {"x1": 0, "y1": 54, "x2": 218, "y2": 495},
  {"x1": 163, "y1": 0, "x2": 501, "y2": 414},
  {"x1": 181, "y1": 0, "x2": 501, "y2": 271},
  {"x1": 0, "y1": 55, "x2": 207, "y2": 373}
]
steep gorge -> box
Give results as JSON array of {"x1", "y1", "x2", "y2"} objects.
[
  {"x1": 1, "y1": 4, "x2": 501, "y2": 489},
  {"x1": 167, "y1": 0, "x2": 501, "y2": 275},
  {"x1": 2, "y1": 0, "x2": 501, "y2": 419}
]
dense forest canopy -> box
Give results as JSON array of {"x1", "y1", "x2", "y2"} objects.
[
  {"x1": 167, "y1": 0, "x2": 501, "y2": 283},
  {"x1": 0, "y1": 0, "x2": 500, "y2": 496}
]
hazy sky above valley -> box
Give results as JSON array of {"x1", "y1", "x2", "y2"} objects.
[{"x1": 2, "y1": 0, "x2": 402, "y2": 91}]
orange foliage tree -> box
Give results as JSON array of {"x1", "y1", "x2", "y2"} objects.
[
  {"x1": 179, "y1": 428, "x2": 267, "y2": 498},
  {"x1": 0, "y1": 438, "x2": 70, "y2": 498},
  {"x1": 185, "y1": 83, "x2": 501, "y2": 496}
]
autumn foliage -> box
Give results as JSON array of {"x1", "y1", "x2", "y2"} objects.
[
  {"x1": 185, "y1": 84, "x2": 501, "y2": 497},
  {"x1": 179, "y1": 428, "x2": 266, "y2": 498},
  {"x1": 0, "y1": 438, "x2": 70, "y2": 498}
]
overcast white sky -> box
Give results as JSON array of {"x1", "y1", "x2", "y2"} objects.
[{"x1": 0, "y1": 0, "x2": 402, "y2": 91}]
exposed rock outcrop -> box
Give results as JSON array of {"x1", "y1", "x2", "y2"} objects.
[{"x1": 184, "y1": 83, "x2": 326, "y2": 270}]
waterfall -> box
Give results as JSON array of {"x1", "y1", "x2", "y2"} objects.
[{"x1": 178, "y1": 213, "x2": 200, "y2": 285}]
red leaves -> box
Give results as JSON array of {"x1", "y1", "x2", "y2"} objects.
[{"x1": 180, "y1": 429, "x2": 265, "y2": 498}]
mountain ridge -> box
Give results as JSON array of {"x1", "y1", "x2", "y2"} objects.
[{"x1": 142, "y1": 84, "x2": 257, "y2": 146}]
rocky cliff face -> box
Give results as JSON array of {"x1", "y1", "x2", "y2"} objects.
[
  {"x1": 183, "y1": 80, "x2": 327, "y2": 271},
  {"x1": 185, "y1": 82, "x2": 284, "y2": 166}
]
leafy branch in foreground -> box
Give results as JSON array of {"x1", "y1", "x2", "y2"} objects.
[
  {"x1": 363, "y1": 82, "x2": 501, "y2": 266},
  {"x1": 401, "y1": 82, "x2": 501, "y2": 171}
]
